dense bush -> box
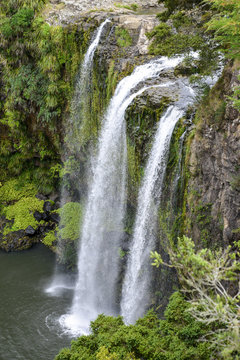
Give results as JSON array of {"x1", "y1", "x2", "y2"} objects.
[
  {"x1": 55, "y1": 292, "x2": 211, "y2": 360},
  {"x1": 0, "y1": 0, "x2": 90, "y2": 190}
]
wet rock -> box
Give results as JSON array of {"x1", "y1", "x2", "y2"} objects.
[
  {"x1": 185, "y1": 63, "x2": 240, "y2": 247},
  {"x1": 49, "y1": 212, "x2": 60, "y2": 223},
  {"x1": 49, "y1": 192, "x2": 59, "y2": 203},
  {"x1": 25, "y1": 226, "x2": 36, "y2": 236},
  {"x1": 0, "y1": 230, "x2": 38, "y2": 252},
  {"x1": 36, "y1": 194, "x2": 48, "y2": 201},
  {"x1": 121, "y1": 232, "x2": 130, "y2": 252},
  {"x1": 43, "y1": 201, "x2": 53, "y2": 213},
  {"x1": 34, "y1": 211, "x2": 44, "y2": 222}
]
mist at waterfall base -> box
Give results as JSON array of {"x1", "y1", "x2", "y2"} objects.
[{"x1": 59, "y1": 56, "x2": 186, "y2": 336}]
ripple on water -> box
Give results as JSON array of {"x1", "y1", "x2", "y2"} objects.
[{"x1": 0, "y1": 245, "x2": 75, "y2": 360}]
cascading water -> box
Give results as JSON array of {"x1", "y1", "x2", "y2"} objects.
[
  {"x1": 121, "y1": 78, "x2": 197, "y2": 324},
  {"x1": 61, "y1": 56, "x2": 185, "y2": 335},
  {"x1": 121, "y1": 106, "x2": 184, "y2": 324},
  {"x1": 46, "y1": 19, "x2": 110, "y2": 296},
  {"x1": 68, "y1": 18, "x2": 111, "y2": 149}
]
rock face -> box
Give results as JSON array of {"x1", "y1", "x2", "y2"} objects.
[
  {"x1": 45, "y1": 0, "x2": 163, "y2": 29},
  {"x1": 0, "y1": 200, "x2": 59, "y2": 252},
  {"x1": 49, "y1": 0, "x2": 159, "y2": 16},
  {"x1": 185, "y1": 62, "x2": 240, "y2": 247}
]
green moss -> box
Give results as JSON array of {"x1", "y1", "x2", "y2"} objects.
[
  {"x1": 126, "y1": 97, "x2": 171, "y2": 203},
  {"x1": 170, "y1": 11, "x2": 192, "y2": 29},
  {"x1": 3, "y1": 196, "x2": 44, "y2": 233},
  {"x1": 159, "y1": 0, "x2": 203, "y2": 14},
  {"x1": 148, "y1": 23, "x2": 204, "y2": 57},
  {"x1": 114, "y1": 3, "x2": 138, "y2": 11},
  {"x1": 106, "y1": 60, "x2": 118, "y2": 103},
  {"x1": 42, "y1": 229, "x2": 57, "y2": 248},
  {"x1": 230, "y1": 174, "x2": 240, "y2": 191},
  {"x1": 58, "y1": 202, "x2": 83, "y2": 241},
  {"x1": 148, "y1": 6, "x2": 219, "y2": 77},
  {"x1": 115, "y1": 27, "x2": 132, "y2": 48},
  {"x1": 0, "y1": 179, "x2": 37, "y2": 203}
]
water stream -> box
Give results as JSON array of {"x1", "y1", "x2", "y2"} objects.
[
  {"x1": 121, "y1": 78, "x2": 197, "y2": 324},
  {"x1": 121, "y1": 106, "x2": 184, "y2": 324},
  {"x1": 46, "y1": 19, "x2": 110, "y2": 295},
  {"x1": 61, "y1": 56, "x2": 184, "y2": 335}
]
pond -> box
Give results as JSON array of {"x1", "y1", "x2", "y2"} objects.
[{"x1": 0, "y1": 245, "x2": 75, "y2": 360}]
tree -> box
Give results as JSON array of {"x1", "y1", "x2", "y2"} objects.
[{"x1": 151, "y1": 236, "x2": 240, "y2": 359}]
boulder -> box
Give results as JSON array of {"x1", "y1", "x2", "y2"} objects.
[{"x1": 25, "y1": 226, "x2": 36, "y2": 236}]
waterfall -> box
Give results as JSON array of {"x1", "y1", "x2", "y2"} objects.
[
  {"x1": 68, "y1": 18, "x2": 111, "y2": 150},
  {"x1": 45, "y1": 19, "x2": 110, "y2": 296},
  {"x1": 61, "y1": 56, "x2": 184, "y2": 335},
  {"x1": 120, "y1": 68, "x2": 222, "y2": 324},
  {"x1": 121, "y1": 105, "x2": 185, "y2": 324}
]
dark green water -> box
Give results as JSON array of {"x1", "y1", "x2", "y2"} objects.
[{"x1": 0, "y1": 245, "x2": 75, "y2": 360}]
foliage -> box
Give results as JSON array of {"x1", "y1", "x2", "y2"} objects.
[
  {"x1": 0, "y1": 0, "x2": 90, "y2": 187},
  {"x1": 148, "y1": 23, "x2": 202, "y2": 57},
  {"x1": 205, "y1": 0, "x2": 240, "y2": 60},
  {"x1": 57, "y1": 202, "x2": 83, "y2": 241},
  {"x1": 3, "y1": 196, "x2": 44, "y2": 233},
  {"x1": 114, "y1": 3, "x2": 138, "y2": 11},
  {"x1": 115, "y1": 27, "x2": 132, "y2": 47},
  {"x1": 204, "y1": 0, "x2": 240, "y2": 111},
  {"x1": 55, "y1": 292, "x2": 210, "y2": 360},
  {"x1": 151, "y1": 236, "x2": 240, "y2": 359},
  {"x1": 106, "y1": 60, "x2": 118, "y2": 102},
  {"x1": 0, "y1": 178, "x2": 37, "y2": 203},
  {"x1": 147, "y1": 15, "x2": 219, "y2": 78},
  {"x1": 158, "y1": 0, "x2": 202, "y2": 14},
  {"x1": 230, "y1": 174, "x2": 240, "y2": 191},
  {"x1": 0, "y1": 0, "x2": 46, "y2": 14},
  {"x1": 42, "y1": 229, "x2": 57, "y2": 247}
]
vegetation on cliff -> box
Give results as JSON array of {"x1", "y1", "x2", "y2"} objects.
[
  {"x1": 55, "y1": 0, "x2": 239, "y2": 358},
  {"x1": 0, "y1": 0, "x2": 239, "y2": 358},
  {"x1": 0, "y1": 0, "x2": 89, "y2": 191}
]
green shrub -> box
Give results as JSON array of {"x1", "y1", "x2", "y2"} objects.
[
  {"x1": 0, "y1": 0, "x2": 90, "y2": 187},
  {"x1": 115, "y1": 27, "x2": 132, "y2": 47},
  {"x1": 58, "y1": 202, "x2": 83, "y2": 241},
  {"x1": 0, "y1": 178, "x2": 37, "y2": 203},
  {"x1": 55, "y1": 292, "x2": 210, "y2": 360},
  {"x1": 3, "y1": 196, "x2": 44, "y2": 233},
  {"x1": 42, "y1": 229, "x2": 57, "y2": 247}
]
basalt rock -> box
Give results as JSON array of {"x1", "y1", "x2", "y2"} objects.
[
  {"x1": 0, "y1": 230, "x2": 38, "y2": 252},
  {"x1": 185, "y1": 61, "x2": 240, "y2": 247}
]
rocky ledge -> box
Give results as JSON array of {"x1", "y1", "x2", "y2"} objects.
[{"x1": 45, "y1": 0, "x2": 163, "y2": 26}]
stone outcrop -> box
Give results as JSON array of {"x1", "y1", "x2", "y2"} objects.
[
  {"x1": 185, "y1": 62, "x2": 240, "y2": 248},
  {"x1": 46, "y1": 0, "x2": 160, "y2": 26},
  {"x1": 0, "y1": 200, "x2": 59, "y2": 252}
]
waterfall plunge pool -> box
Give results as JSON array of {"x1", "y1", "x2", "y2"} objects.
[{"x1": 0, "y1": 245, "x2": 76, "y2": 360}]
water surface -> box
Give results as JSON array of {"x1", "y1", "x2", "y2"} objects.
[{"x1": 0, "y1": 245, "x2": 74, "y2": 360}]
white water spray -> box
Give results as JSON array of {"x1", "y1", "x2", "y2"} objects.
[
  {"x1": 45, "y1": 20, "x2": 110, "y2": 297},
  {"x1": 120, "y1": 61, "x2": 223, "y2": 324},
  {"x1": 70, "y1": 18, "x2": 111, "y2": 147},
  {"x1": 61, "y1": 56, "x2": 184, "y2": 335},
  {"x1": 121, "y1": 105, "x2": 184, "y2": 324}
]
